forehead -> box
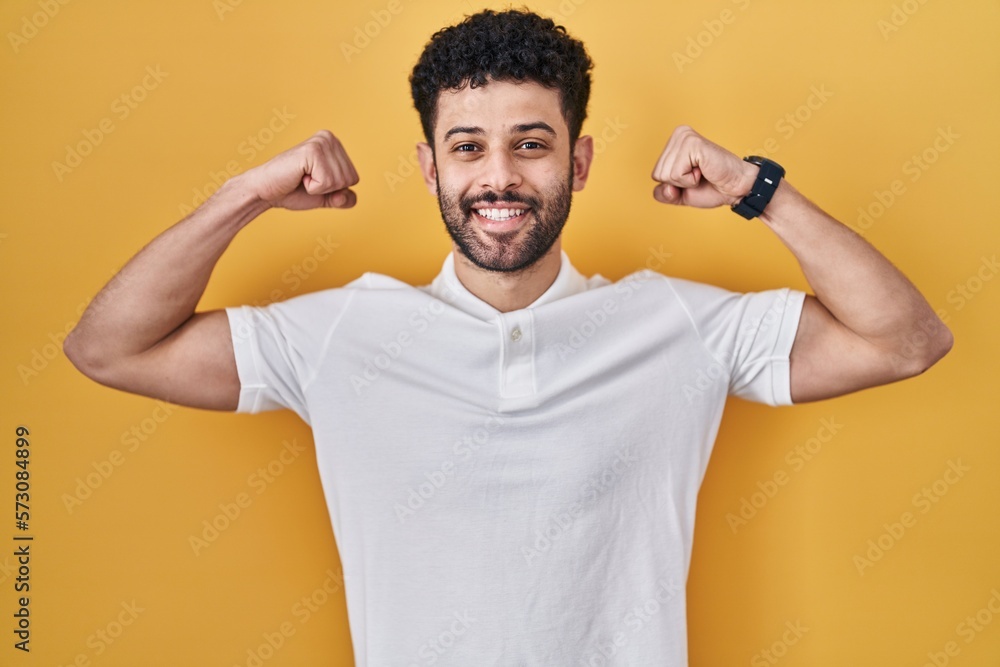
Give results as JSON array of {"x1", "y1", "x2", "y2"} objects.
[{"x1": 434, "y1": 79, "x2": 566, "y2": 141}]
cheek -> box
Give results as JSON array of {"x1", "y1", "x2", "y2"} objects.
[
  {"x1": 529, "y1": 159, "x2": 572, "y2": 184},
  {"x1": 437, "y1": 170, "x2": 472, "y2": 197},
  {"x1": 533, "y1": 168, "x2": 573, "y2": 201}
]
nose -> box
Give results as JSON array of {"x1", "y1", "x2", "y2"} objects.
[{"x1": 478, "y1": 149, "x2": 522, "y2": 193}]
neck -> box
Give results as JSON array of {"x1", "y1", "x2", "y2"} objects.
[{"x1": 452, "y1": 241, "x2": 563, "y2": 313}]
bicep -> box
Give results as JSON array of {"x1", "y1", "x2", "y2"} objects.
[
  {"x1": 96, "y1": 310, "x2": 241, "y2": 411},
  {"x1": 788, "y1": 296, "x2": 907, "y2": 403}
]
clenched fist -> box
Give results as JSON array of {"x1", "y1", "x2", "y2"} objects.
[
  {"x1": 651, "y1": 125, "x2": 757, "y2": 209},
  {"x1": 241, "y1": 130, "x2": 360, "y2": 211}
]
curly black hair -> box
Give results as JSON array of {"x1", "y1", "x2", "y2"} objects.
[{"x1": 409, "y1": 8, "x2": 593, "y2": 149}]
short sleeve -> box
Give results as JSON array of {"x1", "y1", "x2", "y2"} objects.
[
  {"x1": 225, "y1": 288, "x2": 356, "y2": 423},
  {"x1": 665, "y1": 277, "x2": 806, "y2": 406}
]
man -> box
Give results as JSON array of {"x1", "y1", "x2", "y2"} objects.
[{"x1": 64, "y1": 9, "x2": 951, "y2": 666}]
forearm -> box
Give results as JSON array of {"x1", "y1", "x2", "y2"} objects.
[
  {"x1": 65, "y1": 176, "x2": 268, "y2": 370},
  {"x1": 758, "y1": 179, "x2": 951, "y2": 362},
  {"x1": 651, "y1": 125, "x2": 951, "y2": 398}
]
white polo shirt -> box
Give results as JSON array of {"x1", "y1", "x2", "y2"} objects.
[{"x1": 226, "y1": 251, "x2": 805, "y2": 666}]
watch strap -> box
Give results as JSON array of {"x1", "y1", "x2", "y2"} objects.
[{"x1": 732, "y1": 156, "x2": 784, "y2": 219}]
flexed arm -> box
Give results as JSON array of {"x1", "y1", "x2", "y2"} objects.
[
  {"x1": 64, "y1": 130, "x2": 359, "y2": 410},
  {"x1": 650, "y1": 125, "x2": 953, "y2": 403}
]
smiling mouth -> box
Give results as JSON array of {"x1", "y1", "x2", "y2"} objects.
[{"x1": 471, "y1": 206, "x2": 530, "y2": 223}]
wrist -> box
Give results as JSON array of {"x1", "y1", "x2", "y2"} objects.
[
  {"x1": 731, "y1": 159, "x2": 759, "y2": 206},
  {"x1": 758, "y1": 178, "x2": 798, "y2": 227},
  {"x1": 731, "y1": 156, "x2": 785, "y2": 219},
  {"x1": 206, "y1": 176, "x2": 273, "y2": 231},
  {"x1": 221, "y1": 173, "x2": 273, "y2": 212}
]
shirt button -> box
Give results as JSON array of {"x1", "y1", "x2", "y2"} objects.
[{"x1": 510, "y1": 327, "x2": 522, "y2": 342}]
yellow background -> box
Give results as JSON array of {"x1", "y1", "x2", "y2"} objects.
[{"x1": 1, "y1": 0, "x2": 998, "y2": 664}]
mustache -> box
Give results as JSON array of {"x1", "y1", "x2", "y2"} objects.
[{"x1": 460, "y1": 191, "x2": 540, "y2": 213}]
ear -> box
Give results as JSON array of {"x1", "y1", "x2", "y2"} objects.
[
  {"x1": 571, "y1": 135, "x2": 594, "y2": 192},
  {"x1": 416, "y1": 142, "x2": 437, "y2": 195}
]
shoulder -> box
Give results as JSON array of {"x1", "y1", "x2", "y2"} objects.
[
  {"x1": 228, "y1": 271, "x2": 425, "y2": 332},
  {"x1": 604, "y1": 268, "x2": 716, "y2": 303},
  {"x1": 346, "y1": 271, "x2": 414, "y2": 291},
  {"x1": 271, "y1": 270, "x2": 419, "y2": 307},
  {"x1": 607, "y1": 270, "x2": 782, "y2": 338}
]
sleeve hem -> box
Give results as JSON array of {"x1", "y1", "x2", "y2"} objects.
[
  {"x1": 771, "y1": 289, "x2": 807, "y2": 406},
  {"x1": 225, "y1": 306, "x2": 268, "y2": 414}
]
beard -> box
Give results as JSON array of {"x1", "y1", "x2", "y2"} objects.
[{"x1": 436, "y1": 169, "x2": 574, "y2": 273}]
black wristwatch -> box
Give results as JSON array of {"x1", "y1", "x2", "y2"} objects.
[{"x1": 731, "y1": 156, "x2": 784, "y2": 219}]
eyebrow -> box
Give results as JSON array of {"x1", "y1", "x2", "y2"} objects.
[
  {"x1": 513, "y1": 122, "x2": 557, "y2": 137},
  {"x1": 442, "y1": 121, "x2": 558, "y2": 142},
  {"x1": 443, "y1": 126, "x2": 484, "y2": 141}
]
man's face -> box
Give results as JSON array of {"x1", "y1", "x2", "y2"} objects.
[{"x1": 417, "y1": 79, "x2": 591, "y2": 273}]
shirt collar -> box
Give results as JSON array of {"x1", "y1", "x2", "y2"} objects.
[{"x1": 425, "y1": 250, "x2": 589, "y2": 321}]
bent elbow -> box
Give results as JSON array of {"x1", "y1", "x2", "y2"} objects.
[
  {"x1": 63, "y1": 329, "x2": 112, "y2": 382},
  {"x1": 63, "y1": 329, "x2": 85, "y2": 371},
  {"x1": 902, "y1": 323, "x2": 954, "y2": 378},
  {"x1": 925, "y1": 325, "x2": 954, "y2": 370}
]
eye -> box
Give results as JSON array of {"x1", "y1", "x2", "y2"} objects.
[
  {"x1": 455, "y1": 143, "x2": 479, "y2": 152},
  {"x1": 519, "y1": 141, "x2": 544, "y2": 150}
]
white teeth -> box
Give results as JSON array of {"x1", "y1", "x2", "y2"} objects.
[{"x1": 476, "y1": 207, "x2": 526, "y2": 221}]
